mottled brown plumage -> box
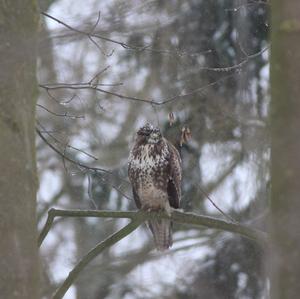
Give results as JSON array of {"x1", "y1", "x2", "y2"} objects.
[{"x1": 128, "y1": 123, "x2": 182, "y2": 250}]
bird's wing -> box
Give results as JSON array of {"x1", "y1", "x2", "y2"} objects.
[
  {"x1": 131, "y1": 184, "x2": 141, "y2": 209},
  {"x1": 165, "y1": 139, "x2": 182, "y2": 209},
  {"x1": 128, "y1": 159, "x2": 142, "y2": 209}
]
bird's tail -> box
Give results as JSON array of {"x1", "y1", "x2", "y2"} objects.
[{"x1": 148, "y1": 218, "x2": 172, "y2": 251}]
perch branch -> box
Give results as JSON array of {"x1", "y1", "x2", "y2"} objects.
[
  {"x1": 39, "y1": 208, "x2": 268, "y2": 248},
  {"x1": 38, "y1": 209, "x2": 139, "y2": 247},
  {"x1": 39, "y1": 208, "x2": 268, "y2": 298},
  {"x1": 171, "y1": 210, "x2": 268, "y2": 246}
]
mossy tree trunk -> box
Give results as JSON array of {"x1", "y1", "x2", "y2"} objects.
[
  {"x1": 270, "y1": 0, "x2": 300, "y2": 298},
  {"x1": 0, "y1": 1, "x2": 40, "y2": 298}
]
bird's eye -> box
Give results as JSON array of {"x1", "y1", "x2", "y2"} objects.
[{"x1": 138, "y1": 130, "x2": 151, "y2": 136}]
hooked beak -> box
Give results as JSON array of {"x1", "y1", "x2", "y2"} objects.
[{"x1": 148, "y1": 132, "x2": 160, "y2": 144}]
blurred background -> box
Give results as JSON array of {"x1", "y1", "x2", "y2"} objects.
[{"x1": 36, "y1": 0, "x2": 270, "y2": 298}]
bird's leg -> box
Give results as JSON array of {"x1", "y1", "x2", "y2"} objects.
[
  {"x1": 141, "y1": 202, "x2": 173, "y2": 221},
  {"x1": 164, "y1": 202, "x2": 172, "y2": 217},
  {"x1": 141, "y1": 204, "x2": 155, "y2": 213}
]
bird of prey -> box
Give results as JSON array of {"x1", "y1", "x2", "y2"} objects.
[{"x1": 128, "y1": 123, "x2": 182, "y2": 250}]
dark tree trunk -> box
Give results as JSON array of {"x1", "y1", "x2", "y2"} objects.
[
  {"x1": 270, "y1": 0, "x2": 300, "y2": 298},
  {"x1": 0, "y1": 1, "x2": 40, "y2": 298}
]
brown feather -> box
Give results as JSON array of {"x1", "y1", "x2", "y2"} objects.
[{"x1": 128, "y1": 124, "x2": 182, "y2": 250}]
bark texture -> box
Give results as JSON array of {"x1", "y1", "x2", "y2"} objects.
[
  {"x1": 270, "y1": 0, "x2": 300, "y2": 298},
  {"x1": 0, "y1": 1, "x2": 40, "y2": 298}
]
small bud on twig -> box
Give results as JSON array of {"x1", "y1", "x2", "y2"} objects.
[
  {"x1": 168, "y1": 112, "x2": 175, "y2": 126},
  {"x1": 180, "y1": 126, "x2": 192, "y2": 146}
]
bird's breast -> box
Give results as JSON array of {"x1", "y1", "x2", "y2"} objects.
[{"x1": 130, "y1": 145, "x2": 169, "y2": 198}]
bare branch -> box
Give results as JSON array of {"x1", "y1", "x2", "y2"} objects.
[
  {"x1": 88, "y1": 65, "x2": 110, "y2": 84},
  {"x1": 36, "y1": 123, "x2": 98, "y2": 161},
  {"x1": 36, "y1": 103, "x2": 84, "y2": 119},
  {"x1": 158, "y1": 73, "x2": 236, "y2": 105},
  {"x1": 39, "y1": 208, "x2": 268, "y2": 248},
  {"x1": 198, "y1": 186, "x2": 237, "y2": 223},
  {"x1": 36, "y1": 128, "x2": 110, "y2": 174},
  {"x1": 36, "y1": 128, "x2": 132, "y2": 199},
  {"x1": 39, "y1": 82, "x2": 152, "y2": 104},
  {"x1": 42, "y1": 81, "x2": 123, "y2": 87},
  {"x1": 89, "y1": 11, "x2": 101, "y2": 33},
  {"x1": 41, "y1": 12, "x2": 211, "y2": 58},
  {"x1": 41, "y1": 11, "x2": 133, "y2": 49},
  {"x1": 43, "y1": 87, "x2": 78, "y2": 105},
  {"x1": 199, "y1": 47, "x2": 269, "y2": 72},
  {"x1": 39, "y1": 208, "x2": 268, "y2": 298},
  {"x1": 87, "y1": 35, "x2": 111, "y2": 56},
  {"x1": 38, "y1": 209, "x2": 138, "y2": 247},
  {"x1": 39, "y1": 73, "x2": 236, "y2": 106},
  {"x1": 52, "y1": 219, "x2": 143, "y2": 299}
]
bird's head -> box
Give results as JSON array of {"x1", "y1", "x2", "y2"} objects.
[{"x1": 136, "y1": 123, "x2": 162, "y2": 145}]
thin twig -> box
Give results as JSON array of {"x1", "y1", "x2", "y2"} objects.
[
  {"x1": 36, "y1": 128, "x2": 110, "y2": 174},
  {"x1": 39, "y1": 83, "x2": 152, "y2": 104},
  {"x1": 89, "y1": 11, "x2": 101, "y2": 33},
  {"x1": 41, "y1": 11, "x2": 132, "y2": 49},
  {"x1": 36, "y1": 123, "x2": 98, "y2": 161},
  {"x1": 198, "y1": 47, "x2": 268, "y2": 72},
  {"x1": 87, "y1": 10, "x2": 108, "y2": 56},
  {"x1": 88, "y1": 65, "x2": 110, "y2": 84},
  {"x1": 87, "y1": 173, "x2": 98, "y2": 209},
  {"x1": 88, "y1": 35, "x2": 109, "y2": 56},
  {"x1": 198, "y1": 186, "x2": 237, "y2": 223},
  {"x1": 43, "y1": 88, "x2": 78, "y2": 105},
  {"x1": 36, "y1": 103, "x2": 84, "y2": 119},
  {"x1": 42, "y1": 81, "x2": 123, "y2": 87},
  {"x1": 36, "y1": 128, "x2": 132, "y2": 200},
  {"x1": 158, "y1": 73, "x2": 236, "y2": 105},
  {"x1": 38, "y1": 210, "x2": 55, "y2": 246}
]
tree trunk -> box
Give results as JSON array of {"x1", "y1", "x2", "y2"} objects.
[
  {"x1": 0, "y1": 1, "x2": 40, "y2": 298},
  {"x1": 270, "y1": 0, "x2": 300, "y2": 298}
]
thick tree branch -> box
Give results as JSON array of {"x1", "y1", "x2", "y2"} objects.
[
  {"x1": 39, "y1": 208, "x2": 268, "y2": 299},
  {"x1": 38, "y1": 209, "x2": 137, "y2": 247},
  {"x1": 171, "y1": 210, "x2": 268, "y2": 246},
  {"x1": 39, "y1": 208, "x2": 268, "y2": 248}
]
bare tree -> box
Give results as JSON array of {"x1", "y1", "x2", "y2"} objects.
[
  {"x1": 0, "y1": 1, "x2": 40, "y2": 298},
  {"x1": 270, "y1": 0, "x2": 300, "y2": 298}
]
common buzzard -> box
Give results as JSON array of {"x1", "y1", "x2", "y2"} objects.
[{"x1": 128, "y1": 123, "x2": 182, "y2": 250}]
